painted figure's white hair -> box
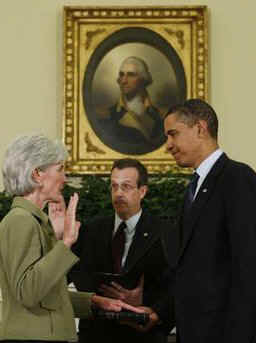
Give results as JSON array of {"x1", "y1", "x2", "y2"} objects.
[
  {"x1": 119, "y1": 56, "x2": 153, "y2": 87},
  {"x1": 2, "y1": 134, "x2": 68, "y2": 196}
]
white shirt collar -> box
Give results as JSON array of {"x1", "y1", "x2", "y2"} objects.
[
  {"x1": 194, "y1": 148, "x2": 223, "y2": 197},
  {"x1": 196, "y1": 148, "x2": 223, "y2": 178},
  {"x1": 114, "y1": 210, "x2": 142, "y2": 235}
]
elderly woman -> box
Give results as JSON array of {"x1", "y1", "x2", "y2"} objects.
[{"x1": 0, "y1": 134, "x2": 140, "y2": 342}]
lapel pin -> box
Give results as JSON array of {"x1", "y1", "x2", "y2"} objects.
[
  {"x1": 144, "y1": 232, "x2": 148, "y2": 237},
  {"x1": 202, "y1": 188, "x2": 207, "y2": 193}
]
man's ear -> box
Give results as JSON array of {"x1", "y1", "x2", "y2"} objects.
[
  {"x1": 197, "y1": 120, "x2": 208, "y2": 138},
  {"x1": 139, "y1": 185, "x2": 148, "y2": 200}
]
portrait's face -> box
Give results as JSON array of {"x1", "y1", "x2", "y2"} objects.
[
  {"x1": 38, "y1": 163, "x2": 66, "y2": 202},
  {"x1": 111, "y1": 167, "x2": 147, "y2": 220},
  {"x1": 117, "y1": 62, "x2": 144, "y2": 100},
  {"x1": 164, "y1": 113, "x2": 202, "y2": 169}
]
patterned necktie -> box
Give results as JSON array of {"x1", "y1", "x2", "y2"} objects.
[{"x1": 112, "y1": 221, "x2": 126, "y2": 273}]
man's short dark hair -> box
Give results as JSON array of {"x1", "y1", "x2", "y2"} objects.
[
  {"x1": 165, "y1": 98, "x2": 218, "y2": 139},
  {"x1": 111, "y1": 158, "x2": 148, "y2": 187}
]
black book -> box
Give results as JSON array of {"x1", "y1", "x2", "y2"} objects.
[{"x1": 94, "y1": 309, "x2": 150, "y2": 326}]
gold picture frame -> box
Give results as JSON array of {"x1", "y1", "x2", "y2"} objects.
[{"x1": 63, "y1": 6, "x2": 208, "y2": 174}]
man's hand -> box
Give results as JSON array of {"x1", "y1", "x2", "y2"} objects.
[
  {"x1": 98, "y1": 275, "x2": 144, "y2": 306},
  {"x1": 91, "y1": 294, "x2": 145, "y2": 313}
]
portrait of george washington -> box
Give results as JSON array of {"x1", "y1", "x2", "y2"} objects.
[{"x1": 83, "y1": 27, "x2": 186, "y2": 155}]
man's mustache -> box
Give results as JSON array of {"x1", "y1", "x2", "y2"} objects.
[{"x1": 114, "y1": 198, "x2": 127, "y2": 205}]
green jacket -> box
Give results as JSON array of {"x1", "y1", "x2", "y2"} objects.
[{"x1": 0, "y1": 197, "x2": 93, "y2": 341}]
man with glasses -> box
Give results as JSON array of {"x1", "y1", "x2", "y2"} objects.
[{"x1": 69, "y1": 158, "x2": 175, "y2": 343}]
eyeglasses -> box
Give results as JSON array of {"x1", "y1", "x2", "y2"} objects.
[{"x1": 110, "y1": 183, "x2": 138, "y2": 193}]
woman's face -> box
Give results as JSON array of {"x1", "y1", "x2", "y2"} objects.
[{"x1": 39, "y1": 163, "x2": 66, "y2": 203}]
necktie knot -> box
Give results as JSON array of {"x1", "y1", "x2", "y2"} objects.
[
  {"x1": 116, "y1": 221, "x2": 126, "y2": 233},
  {"x1": 189, "y1": 172, "x2": 199, "y2": 197},
  {"x1": 190, "y1": 172, "x2": 199, "y2": 194},
  {"x1": 112, "y1": 221, "x2": 126, "y2": 273},
  {"x1": 185, "y1": 172, "x2": 200, "y2": 207}
]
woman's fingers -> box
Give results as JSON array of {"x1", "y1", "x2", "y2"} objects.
[{"x1": 63, "y1": 193, "x2": 80, "y2": 247}]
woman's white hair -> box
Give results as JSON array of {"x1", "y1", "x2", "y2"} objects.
[
  {"x1": 2, "y1": 134, "x2": 68, "y2": 196},
  {"x1": 119, "y1": 56, "x2": 153, "y2": 87}
]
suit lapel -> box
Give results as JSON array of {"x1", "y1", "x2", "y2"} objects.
[
  {"x1": 178, "y1": 153, "x2": 229, "y2": 261},
  {"x1": 123, "y1": 212, "x2": 160, "y2": 272},
  {"x1": 97, "y1": 216, "x2": 115, "y2": 271}
]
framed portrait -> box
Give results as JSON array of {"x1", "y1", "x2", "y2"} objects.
[{"x1": 63, "y1": 6, "x2": 208, "y2": 174}]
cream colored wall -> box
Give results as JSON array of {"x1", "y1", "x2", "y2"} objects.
[{"x1": 0, "y1": 0, "x2": 256, "y2": 192}]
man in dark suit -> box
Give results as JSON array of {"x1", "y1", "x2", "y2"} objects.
[
  {"x1": 164, "y1": 98, "x2": 256, "y2": 343},
  {"x1": 69, "y1": 158, "x2": 175, "y2": 343}
]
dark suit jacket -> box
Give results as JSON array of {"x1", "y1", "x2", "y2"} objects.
[
  {"x1": 69, "y1": 211, "x2": 175, "y2": 343},
  {"x1": 174, "y1": 153, "x2": 256, "y2": 343}
]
